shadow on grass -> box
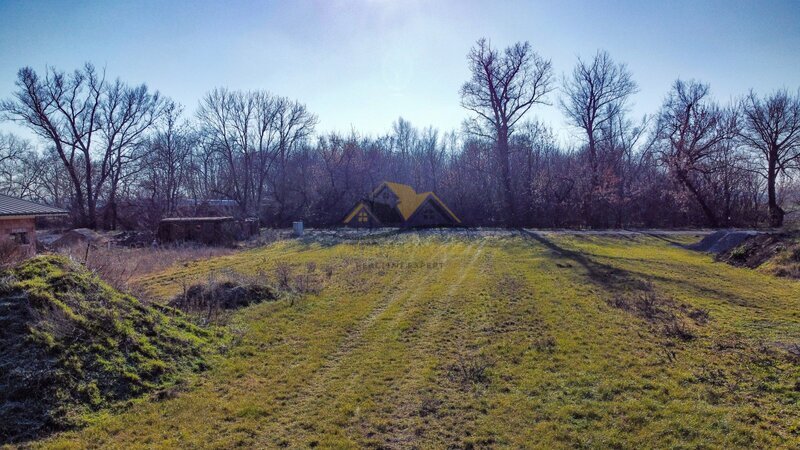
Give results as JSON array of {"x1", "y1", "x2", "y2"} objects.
[
  {"x1": 518, "y1": 229, "x2": 647, "y2": 294},
  {"x1": 519, "y1": 229, "x2": 751, "y2": 309}
]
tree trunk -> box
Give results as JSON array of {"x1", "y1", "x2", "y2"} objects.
[
  {"x1": 87, "y1": 197, "x2": 97, "y2": 229},
  {"x1": 497, "y1": 129, "x2": 515, "y2": 226},
  {"x1": 586, "y1": 127, "x2": 599, "y2": 228},
  {"x1": 767, "y1": 156, "x2": 784, "y2": 228},
  {"x1": 677, "y1": 169, "x2": 719, "y2": 227}
]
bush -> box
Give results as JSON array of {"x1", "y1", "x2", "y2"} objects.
[
  {"x1": 170, "y1": 274, "x2": 277, "y2": 322},
  {"x1": 662, "y1": 318, "x2": 695, "y2": 341},
  {"x1": 447, "y1": 354, "x2": 493, "y2": 388},
  {"x1": 0, "y1": 240, "x2": 25, "y2": 269}
]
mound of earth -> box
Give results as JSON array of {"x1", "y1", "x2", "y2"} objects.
[
  {"x1": 687, "y1": 230, "x2": 761, "y2": 254},
  {"x1": 0, "y1": 255, "x2": 216, "y2": 444},
  {"x1": 170, "y1": 280, "x2": 277, "y2": 313},
  {"x1": 717, "y1": 232, "x2": 800, "y2": 278}
]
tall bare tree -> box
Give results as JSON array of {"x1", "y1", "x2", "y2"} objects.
[
  {"x1": 561, "y1": 50, "x2": 637, "y2": 225},
  {"x1": 738, "y1": 89, "x2": 800, "y2": 227},
  {"x1": 460, "y1": 38, "x2": 553, "y2": 225},
  {"x1": 103, "y1": 81, "x2": 168, "y2": 229},
  {"x1": 140, "y1": 102, "x2": 195, "y2": 215},
  {"x1": 0, "y1": 64, "x2": 164, "y2": 228},
  {"x1": 269, "y1": 97, "x2": 317, "y2": 222},
  {"x1": 197, "y1": 89, "x2": 315, "y2": 220},
  {"x1": 197, "y1": 89, "x2": 279, "y2": 215},
  {"x1": 654, "y1": 80, "x2": 734, "y2": 227}
]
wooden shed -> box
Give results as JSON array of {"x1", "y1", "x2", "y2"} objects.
[
  {"x1": 157, "y1": 217, "x2": 260, "y2": 246},
  {"x1": 158, "y1": 217, "x2": 238, "y2": 245}
]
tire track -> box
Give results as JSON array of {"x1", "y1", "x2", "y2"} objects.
[
  {"x1": 365, "y1": 240, "x2": 488, "y2": 448},
  {"x1": 271, "y1": 243, "x2": 456, "y2": 440}
]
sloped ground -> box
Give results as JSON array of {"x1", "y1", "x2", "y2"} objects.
[
  {"x1": 686, "y1": 230, "x2": 762, "y2": 254},
  {"x1": 30, "y1": 234, "x2": 800, "y2": 448},
  {"x1": 717, "y1": 232, "x2": 800, "y2": 279},
  {"x1": 0, "y1": 256, "x2": 218, "y2": 444}
]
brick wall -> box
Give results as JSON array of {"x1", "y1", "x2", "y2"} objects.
[{"x1": 0, "y1": 216, "x2": 36, "y2": 258}]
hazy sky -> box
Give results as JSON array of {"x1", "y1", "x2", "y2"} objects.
[{"x1": 1, "y1": 0, "x2": 799, "y2": 145}]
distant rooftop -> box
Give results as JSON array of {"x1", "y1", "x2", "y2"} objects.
[{"x1": 0, "y1": 194, "x2": 68, "y2": 217}]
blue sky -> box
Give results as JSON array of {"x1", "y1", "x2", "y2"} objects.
[{"x1": 1, "y1": 0, "x2": 799, "y2": 145}]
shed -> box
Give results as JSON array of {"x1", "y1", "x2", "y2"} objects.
[{"x1": 157, "y1": 217, "x2": 240, "y2": 246}]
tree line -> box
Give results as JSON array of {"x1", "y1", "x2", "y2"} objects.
[{"x1": 1, "y1": 39, "x2": 799, "y2": 230}]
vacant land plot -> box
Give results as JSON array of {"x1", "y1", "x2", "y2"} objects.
[{"x1": 37, "y1": 232, "x2": 800, "y2": 449}]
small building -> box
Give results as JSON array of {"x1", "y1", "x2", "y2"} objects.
[
  {"x1": 0, "y1": 194, "x2": 68, "y2": 258},
  {"x1": 157, "y1": 216, "x2": 260, "y2": 246},
  {"x1": 342, "y1": 181, "x2": 461, "y2": 228}
]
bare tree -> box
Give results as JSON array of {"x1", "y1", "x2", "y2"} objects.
[
  {"x1": 654, "y1": 80, "x2": 734, "y2": 227},
  {"x1": 103, "y1": 81, "x2": 168, "y2": 229},
  {"x1": 140, "y1": 101, "x2": 195, "y2": 215},
  {"x1": 460, "y1": 38, "x2": 554, "y2": 225},
  {"x1": 0, "y1": 64, "x2": 164, "y2": 228},
  {"x1": 269, "y1": 97, "x2": 317, "y2": 222},
  {"x1": 197, "y1": 89, "x2": 315, "y2": 221},
  {"x1": 0, "y1": 133, "x2": 48, "y2": 199},
  {"x1": 738, "y1": 89, "x2": 800, "y2": 227},
  {"x1": 561, "y1": 50, "x2": 638, "y2": 225},
  {"x1": 197, "y1": 89, "x2": 279, "y2": 215}
]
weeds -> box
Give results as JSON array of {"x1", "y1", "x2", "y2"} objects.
[
  {"x1": 786, "y1": 343, "x2": 800, "y2": 363},
  {"x1": 418, "y1": 396, "x2": 442, "y2": 418},
  {"x1": 275, "y1": 262, "x2": 292, "y2": 291},
  {"x1": 607, "y1": 282, "x2": 698, "y2": 343},
  {"x1": 169, "y1": 272, "x2": 276, "y2": 323},
  {"x1": 0, "y1": 240, "x2": 25, "y2": 268},
  {"x1": 532, "y1": 336, "x2": 557, "y2": 353},
  {"x1": 661, "y1": 319, "x2": 695, "y2": 341},
  {"x1": 57, "y1": 243, "x2": 235, "y2": 295},
  {"x1": 688, "y1": 307, "x2": 710, "y2": 324},
  {"x1": 447, "y1": 354, "x2": 493, "y2": 388}
]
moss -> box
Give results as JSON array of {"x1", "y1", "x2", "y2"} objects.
[{"x1": 0, "y1": 255, "x2": 218, "y2": 444}]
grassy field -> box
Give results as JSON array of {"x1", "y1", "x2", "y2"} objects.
[{"x1": 35, "y1": 232, "x2": 800, "y2": 449}]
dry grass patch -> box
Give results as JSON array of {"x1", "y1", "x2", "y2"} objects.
[{"x1": 56, "y1": 243, "x2": 236, "y2": 295}]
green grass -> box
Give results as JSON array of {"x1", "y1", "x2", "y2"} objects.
[
  {"x1": 0, "y1": 256, "x2": 218, "y2": 444},
  {"x1": 31, "y1": 234, "x2": 800, "y2": 449}
]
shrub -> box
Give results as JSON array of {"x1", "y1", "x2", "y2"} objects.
[
  {"x1": 447, "y1": 354, "x2": 493, "y2": 388},
  {"x1": 170, "y1": 274, "x2": 277, "y2": 322},
  {"x1": 275, "y1": 262, "x2": 292, "y2": 290},
  {"x1": 662, "y1": 318, "x2": 695, "y2": 341}
]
